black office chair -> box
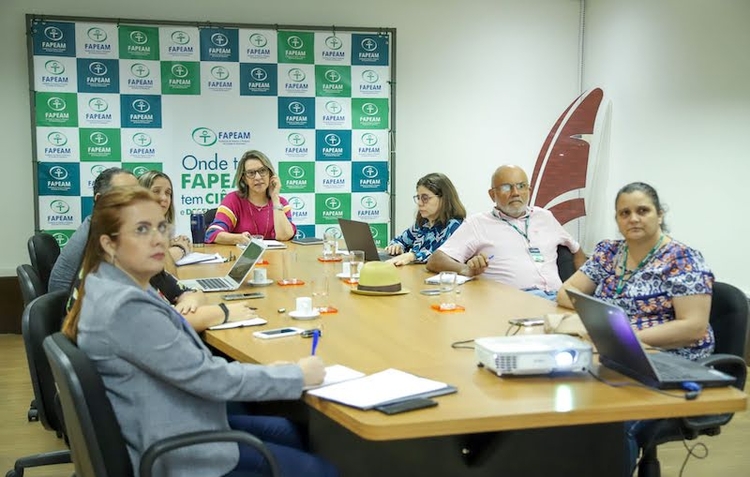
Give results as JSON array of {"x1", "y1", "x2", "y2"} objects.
[
  {"x1": 556, "y1": 245, "x2": 576, "y2": 282},
  {"x1": 27, "y1": 232, "x2": 61, "y2": 290},
  {"x1": 636, "y1": 281, "x2": 749, "y2": 477},
  {"x1": 16, "y1": 264, "x2": 46, "y2": 309},
  {"x1": 43, "y1": 332, "x2": 280, "y2": 477},
  {"x1": 204, "y1": 207, "x2": 218, "y2": 233},
  {"x1": 6, "y1": 291, "x2": 72, "y2": 477}
]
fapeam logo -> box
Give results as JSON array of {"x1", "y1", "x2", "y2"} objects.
[
  {"x1": 44, "y1": 60, "x2": 65, "y2": 75},
  {"x1": 324, "y1": 134, "x2": 341, "y2": 147},
  {"x1": 50, "y1": 199, "x2": 70, "y2": 214},
  {"x1": 288, "y1": 166, "x2": 305, "y2": 179},
  {"x1": 49, "y1": 166, "x2": 68, "y2": 180},
  {"x1": 211, "y1": 66, "x2": 230, "y2": 80},
  {"x1": 361, "y1": 196, "x2": 378, "y2": 209},
  {"x1": 288, "y1": 68, "x2": 306, "y2": 82},
  {"x1": 47, "y1": 97, "x2": 66, "y2": 111},
  {"x1": 47, "y1": 131, "x2": 68, "y2": 146},
  {"x1": 87, "y1": 27, "x2": 107, "y2": 42},
  {"x1": 288, "y1": 101, "x2": 305, "y2": 115},
  {"x1": 132, "y1": 99, "x2": 151, "y2": 113},
  {"x1": 295, "y1": 229, "x2": 307, "y2": 239},
  {"x1": 369, "y1": 226, "x2": 379, "y2": 238},
  {"x1": 251, "y1": 68, "x2": 268, "y2": 81},
  {"x1": 132, "y1": 132, "x2": 152, "y2": 147},
  {"x1": 361, "y1": 133, "x2": 378, "y2": 146},
  {"x1": 362, "y1": 103, "x2": 379, "y2": 116},
  {"x1": 171, "y1": 63, "x2": 189, "y2": 78},
  {"x1": 325, "y1": 101, "x2": 342, "y2": 115},
  {"x1": 89, "y1": 62, "x2": 108, "y2": 76},
  {"x1": 324, "y1": 226, "x2": 342, "y2": 239},
  {"x1": 192, "y1": 127, "x2": 217, "y2": 146},
  {"x1": 211, "y1": 33, "x2": 229, "y2": 47},
  {"x1": 287, "y1": 35, "x2": 304, "y2": 50},
  {"x1": 288, "y1": 197, "x2": 305, "y2": 210},
  {"x1": 361, "y1": 38, "x2": 378, "y2": 52},
  {"x1": 324, "y1": 70, "x2": 342, "y2": 83},
  {"x1": 325, "y1": 36, "x2": 343, "y2": 50},
  {"x1": 44, "y1": 26, "x2": 64, "y2": 41},
  {"x1": 130, "y1": 31, "x2": 148, "y2": 45},
  {"x1": 90, "y1": 165, "x2": 106, "y2": 176},
  {"x1": 88, "y1": 97, "x2": 108, "y2": 112},
  {"x1": 362, "y1": 165, "x2": 379, "y2": 178},
  {"x1": 90, "y1": 131, "x2": 108, "y2": 146},
  {"x1": 52, "y1": 232, "x2": 69, "y2": 247},
  {"x1": 287, "y1": 133, "x2": 305, "y2": 146},
  {"x1": 324, "y1": 197, "x2": 342, "y2": 210},
  {"x1": 131, "y1": 63, "x2": 150, "y2": 78},
  {"x1": 132, "y1": 165, "x2": 150, "y2": 177},
  {"x1": 362, "y1": 70, "x2": 379, "y2": 83},
  {"x1": 171, "y1": 31, "x2": 190, "y2": 45},
  {"x1": 249, "y1": 33, "x2": 268, "y2": 47},
  {"x1": 326, "y1": 164, "x2": 343, "y2": 178}
]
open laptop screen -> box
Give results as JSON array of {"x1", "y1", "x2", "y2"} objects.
[{"x1": 227, "y1": 241, "x2": 264, "y2": 283}]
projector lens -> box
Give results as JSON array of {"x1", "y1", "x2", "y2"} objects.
[{"x1": 554, "y1": 350, "x2": 575, "y2": 367}]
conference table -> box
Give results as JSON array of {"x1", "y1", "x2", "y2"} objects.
[{"x1": 180, "y1": 243, "x2": 747, "y2": 477}]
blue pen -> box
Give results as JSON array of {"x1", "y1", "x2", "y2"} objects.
[
  {"x1": 487, "y1": 255, "x2": 495, "y2": 260},
  {"x1": 311, "y1": 329, "x2": 320, "y2": 355}
]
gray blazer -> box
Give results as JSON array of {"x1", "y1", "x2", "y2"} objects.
[{"x1": 77, "y1": 262, "x2": 304, "y2": 477}]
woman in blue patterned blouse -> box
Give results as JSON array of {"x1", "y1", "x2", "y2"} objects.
[
  {"x1": 386, "y1": 173, "x2": 466, "y2": 266},
  {"x1": 557, "y1": 182, "x2": 714, "y2": 361}
]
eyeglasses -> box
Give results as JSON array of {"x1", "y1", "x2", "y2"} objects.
[
  {"x1": 413, "y1": 194, "x2": 438, "y2": 204},
  {"x1": 111, "y1": 222, "x2": 174, "y2": 240},
  {"x1": 244, "y1": 167, "x2": 270, "y2": 178},
  {"x1": 493, "y1": 182, "x2": 529, "y2": 193}
]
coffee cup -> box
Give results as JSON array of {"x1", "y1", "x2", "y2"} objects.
[
  {"x1": 295, "y1": 297, "x2": 313, "y2": 315},
  {"x1": 252, "y1": 268, "x2": 267, "y2": 283}
]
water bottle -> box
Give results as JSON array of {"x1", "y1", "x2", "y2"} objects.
[{"x1": 190, "y1": 211, "x2": 205, "y2": 247}]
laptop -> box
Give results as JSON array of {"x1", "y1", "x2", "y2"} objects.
[
  {"x1": 181, "y1": 240, "x2": 267, "y2": 292},
  {"x1": 565, "y1": 289, "x2": 735, "y2": 389},
  {"x1": 338, "y1": 218, "x2": 391, "y2": 262}
]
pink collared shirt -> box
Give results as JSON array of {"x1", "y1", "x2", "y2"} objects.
[{"x1": 437, "y1": 206, "x2": 580, "y2": 291}]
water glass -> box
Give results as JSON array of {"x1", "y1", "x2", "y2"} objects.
[
  {"x1": 350, "y1": 250, "x2": 365, "y2": 279},
  {"x1": 322, "y1": 231, "x2": 337, "y2": 258},
  {"x1": 311, "y1": 276, "x2": 330, "y2": 310},
  {"x1": 280, "y1": 251, "x2": 301, "y2": 285},
  {"x1": 438, "y1": 271, "x2": 458, "y2": 311}
]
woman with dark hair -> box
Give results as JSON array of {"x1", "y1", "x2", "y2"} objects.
[
  {"x1": 62, "y1": 186, "x2": 336, "y2": 477},
  {"x1": 206, "y1": 150, "x2": 296, "y2": 244},
  {"x1": 385, "y1": 172, "x2": 467, "y2": 266}
]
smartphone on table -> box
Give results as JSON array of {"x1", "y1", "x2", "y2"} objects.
[
  {"x1": 508, "y1": 317, "x2": 546, "y2": 327},
  {"x1": 253, "y1": 327, "x2": 304, "y2": 340},
  {"x1": 222, "y1": 292, "x2": 264, "y2": 300}
]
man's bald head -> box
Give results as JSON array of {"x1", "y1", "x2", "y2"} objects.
[{"x1": 488, "y1": 165, "x2": 530, "y2": 217}]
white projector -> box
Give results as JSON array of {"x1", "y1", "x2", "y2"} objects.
[{"x1": 475, "y1": 334, "x2": 592, "y2": 376}]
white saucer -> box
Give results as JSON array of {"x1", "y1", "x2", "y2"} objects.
[
  {"x1": 247, "y1": 278, "x2": 274, "y2": 287},
  {"x1": 335, "y1": 272, "x2": 352, "y2": 279},
  {"x1": 289, "y1": 309, "x2": 321, "y2": 320}
]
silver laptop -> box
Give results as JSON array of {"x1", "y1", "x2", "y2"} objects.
[
  {"x1": 566, "y1": 289, "x2": 735, "y2": 389},
  {"x1": 181, "y1": 240, "x2": 267, "y2": 292},
  {"x1": 338, "y1": 218, "x2": 391, "y2": 262}
]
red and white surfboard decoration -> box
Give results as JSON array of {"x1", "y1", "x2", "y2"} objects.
[{"x1": 529, "y1": 88, "x2": 605, "y2": 226}]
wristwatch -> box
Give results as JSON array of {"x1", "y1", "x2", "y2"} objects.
[{"x1": 272, "y1": 204, "x2": 285, "y2": 211}]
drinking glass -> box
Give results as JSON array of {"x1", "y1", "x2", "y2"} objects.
[
  {"x1": 438, "y1": 271, "x2": 458, "y2": 311},
  {"x1": 279, "y1": 251, "x2": 303, "y2": 285},
  {"x1": 322, "y1": 231, "x2": 337, "y2": 259},
  {"x1": 350, "y1": 250, "x2": 365, "y2": 280}
]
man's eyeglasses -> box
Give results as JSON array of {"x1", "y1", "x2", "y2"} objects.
[
  {"x1": 493, "y1": 182, "x2": 529, "y2": 193},
  {"x1": 413, "y1": 194, "x2": 438, "y2": 204},
  {"x1": 244, "y1": 167, "x2": 270, "y2": 178},
  {"x1": 111, "y1": 222, "x2": 174, "y2": 240}
]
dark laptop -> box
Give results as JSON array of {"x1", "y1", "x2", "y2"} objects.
[
  {"x1": 566, "y1": 289, "x2": 734, "y2": 389},
  {"x1": 338, "y1": 218, "x2": 391, "y2": 262}
]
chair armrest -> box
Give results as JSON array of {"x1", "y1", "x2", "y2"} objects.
[
  {"x1": 139, "y1": 430, "x2": 280, "y2": 477},
  {"x1": 696, "y1": 353, "x2": 747, "y2": 390}
]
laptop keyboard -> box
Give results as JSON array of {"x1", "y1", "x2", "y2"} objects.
[
  {"x1": 196, "y1": 278, "x2": 232, "y2": 291},
  {"x1": 651, "y1": 353, "x2": 704, "y2": 380}
]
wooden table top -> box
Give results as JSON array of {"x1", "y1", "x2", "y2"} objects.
[{"x1": 181, "y1": 244, "x2": 747, "y2": 441}]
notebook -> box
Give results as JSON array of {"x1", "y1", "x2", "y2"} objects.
[
  {"x1": 566, "y1": 289, "x2": 735, "y2": 389},
  {"x1": 180, "y1": 240, "x2": 267, "y2": 292},
  {"x1": 337, "y1": 218, "x2": 391, "y2": 262}
]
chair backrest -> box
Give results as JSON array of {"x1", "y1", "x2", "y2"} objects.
[
  {"x1": 556, "y1": 245, "x2": 576, "y2": 282},
  {"x1": 203, "y1": 208, "x2": 218, "y2": 233},
  {"x1": 44, "y1": 332, "x2": 133, "y2": 477},
  {"x1": 709, "y1": 281, "x2": 749, "y2": 358},
  {"x1": 28, "y1": 232, "x2": 61, "y2": 289},
  {"x1": 17, "y1": 263, "x2": 46, "y2": 307},
  {"x1": 22, "y1": 290, "x2": 69, "y2": 434}
]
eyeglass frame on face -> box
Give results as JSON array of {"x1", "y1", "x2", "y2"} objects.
[
  {"x1": 413, "y1": 193, "x2": 439, "y2": 204},
  {"x1": 492, "y1": 182, "x2": 529, "y2": 194},
  {"x1": 110, "y1": 221, "x2": 174, "y2": 240},
  {"x1": 244, "y1": 167, "x2": 270, "y2": 179}
]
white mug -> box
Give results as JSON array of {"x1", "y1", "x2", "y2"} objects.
[
  {"x1": 252, "y1": 267, "x2": 267, "y2": 283},
  {"x1": 295, "y1": 296, "x2": 313, "y2": 315}
]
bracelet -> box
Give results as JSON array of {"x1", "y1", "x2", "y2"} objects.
[
  {"x1": 171, "y1": 243, "x2": 188, "y2": 258},
  {"x1": 272, "y1": 204, "x2": 285, "y2": 211},
  {"x1": 218, "y1": 303, "x2": 229, "y2": 324}
]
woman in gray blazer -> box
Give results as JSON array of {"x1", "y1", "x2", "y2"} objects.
[{"x1": 62, "y1": 186, "x2": 337, "y2": 477}]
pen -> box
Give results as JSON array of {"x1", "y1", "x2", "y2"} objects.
[
  {"x1": 487, "y1": 254, "x2": 495, "y2": 260},
  {"x1": 311, "y1": 329, "x2": 320, "y2": 355}
]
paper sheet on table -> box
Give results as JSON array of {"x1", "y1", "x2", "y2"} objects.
[
  {"x1": 304, "y1": 365, "x2": 366, "y2": 391},
  {"x1": 208, "y1": 318, "x2": 268, "y2": 330},
  {"x1": 307, "y1": 368, "x2": 452, "y2": 409},
  {"x1": 236, "y1": 240, "x2": 287, "y2": 250},
  {"x1": 424, "y1": 274, "x2": 474, "y2": 285},
  {"x1": 176, "y1": 252, "x2": 225, "y2": 266}
]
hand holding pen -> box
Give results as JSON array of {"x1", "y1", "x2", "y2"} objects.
[{"x1": 464, "y1": 252, "x2": 493, "y2": 276}]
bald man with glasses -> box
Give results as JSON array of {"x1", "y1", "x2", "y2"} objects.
[{"x1": 427, "y1": 165, "x2": 585, "y2": 300}]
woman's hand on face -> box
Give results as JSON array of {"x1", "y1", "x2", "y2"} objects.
[
  {"x1": 385, "y1": 244, "x2": 403, "y2": 255},
  {"x1": 387, "y1": 252, "x2": 415, "y2": 267},
  {"x1": 268, "y1": 176, "x2": 281, "y2": 198}
]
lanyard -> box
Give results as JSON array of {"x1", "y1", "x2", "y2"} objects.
[
  {"x1": 615, "y1": 234, "x2": 665, "y2": 294},
  {"x1": 500, "y1": 215, "x2": 530, "y2": 243}
]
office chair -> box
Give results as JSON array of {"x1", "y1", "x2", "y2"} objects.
[
  {"x1": 204, "y1": 207, "x2": 218, "y2": 233},
  {"x1": 16, "y1": 264, "x2": 45, "y2": 309},
  {"x1": 27, "y1": 232, "x2": 61, "y2": 290},
  {"x1": 6, "y1": 291, "x2": 72, "y2": 477},
  {"x1": 636, "y1": 281, "x2": 749, "y2": 477},
  {"x1": 43, "y1": 332, "x2": 280, "y2": 477},
  {"x1": 556, "y1": 245, "x2": 576, "y2": 282}
]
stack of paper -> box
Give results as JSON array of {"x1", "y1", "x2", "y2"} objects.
[
  {"x1": 208, "y1": 318, "x2": 268, "y2": 330},
  {"x1": 424, "y1": 274, "x2": 474, "y2": 285},
  {"x1": 307, "y1": 368, "x2": 456, "y2": 410},
  {"x1": 176, "y1": 252, "x2": 225, "y2": 266},
  {"x1": 304, "y1": 365, "x2": 366, "y2": 391}
]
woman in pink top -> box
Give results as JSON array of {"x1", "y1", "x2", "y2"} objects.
[{"x1": 205, "y1": 150, "x2": 297, "y2": 244}]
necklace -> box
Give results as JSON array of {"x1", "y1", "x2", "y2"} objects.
[
  {"x1": 615, "y1": 234, "x2": 665, "y2": 294},
  {"x1": 248, "y1": 199, "x2": 272, "y2": 238}
]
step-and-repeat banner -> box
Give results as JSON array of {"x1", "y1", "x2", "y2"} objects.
[{"x1": 29, "y1": 17, "x2": 393, "y2": 248}]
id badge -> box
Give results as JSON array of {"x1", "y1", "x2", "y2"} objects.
[{"x1": 529, "y1": 247, "x2": 544, "y2": 263}]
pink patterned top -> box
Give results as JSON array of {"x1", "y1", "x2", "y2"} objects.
[{"x1": 204, "y1": 191, "x2": 296, "y2": 243}]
